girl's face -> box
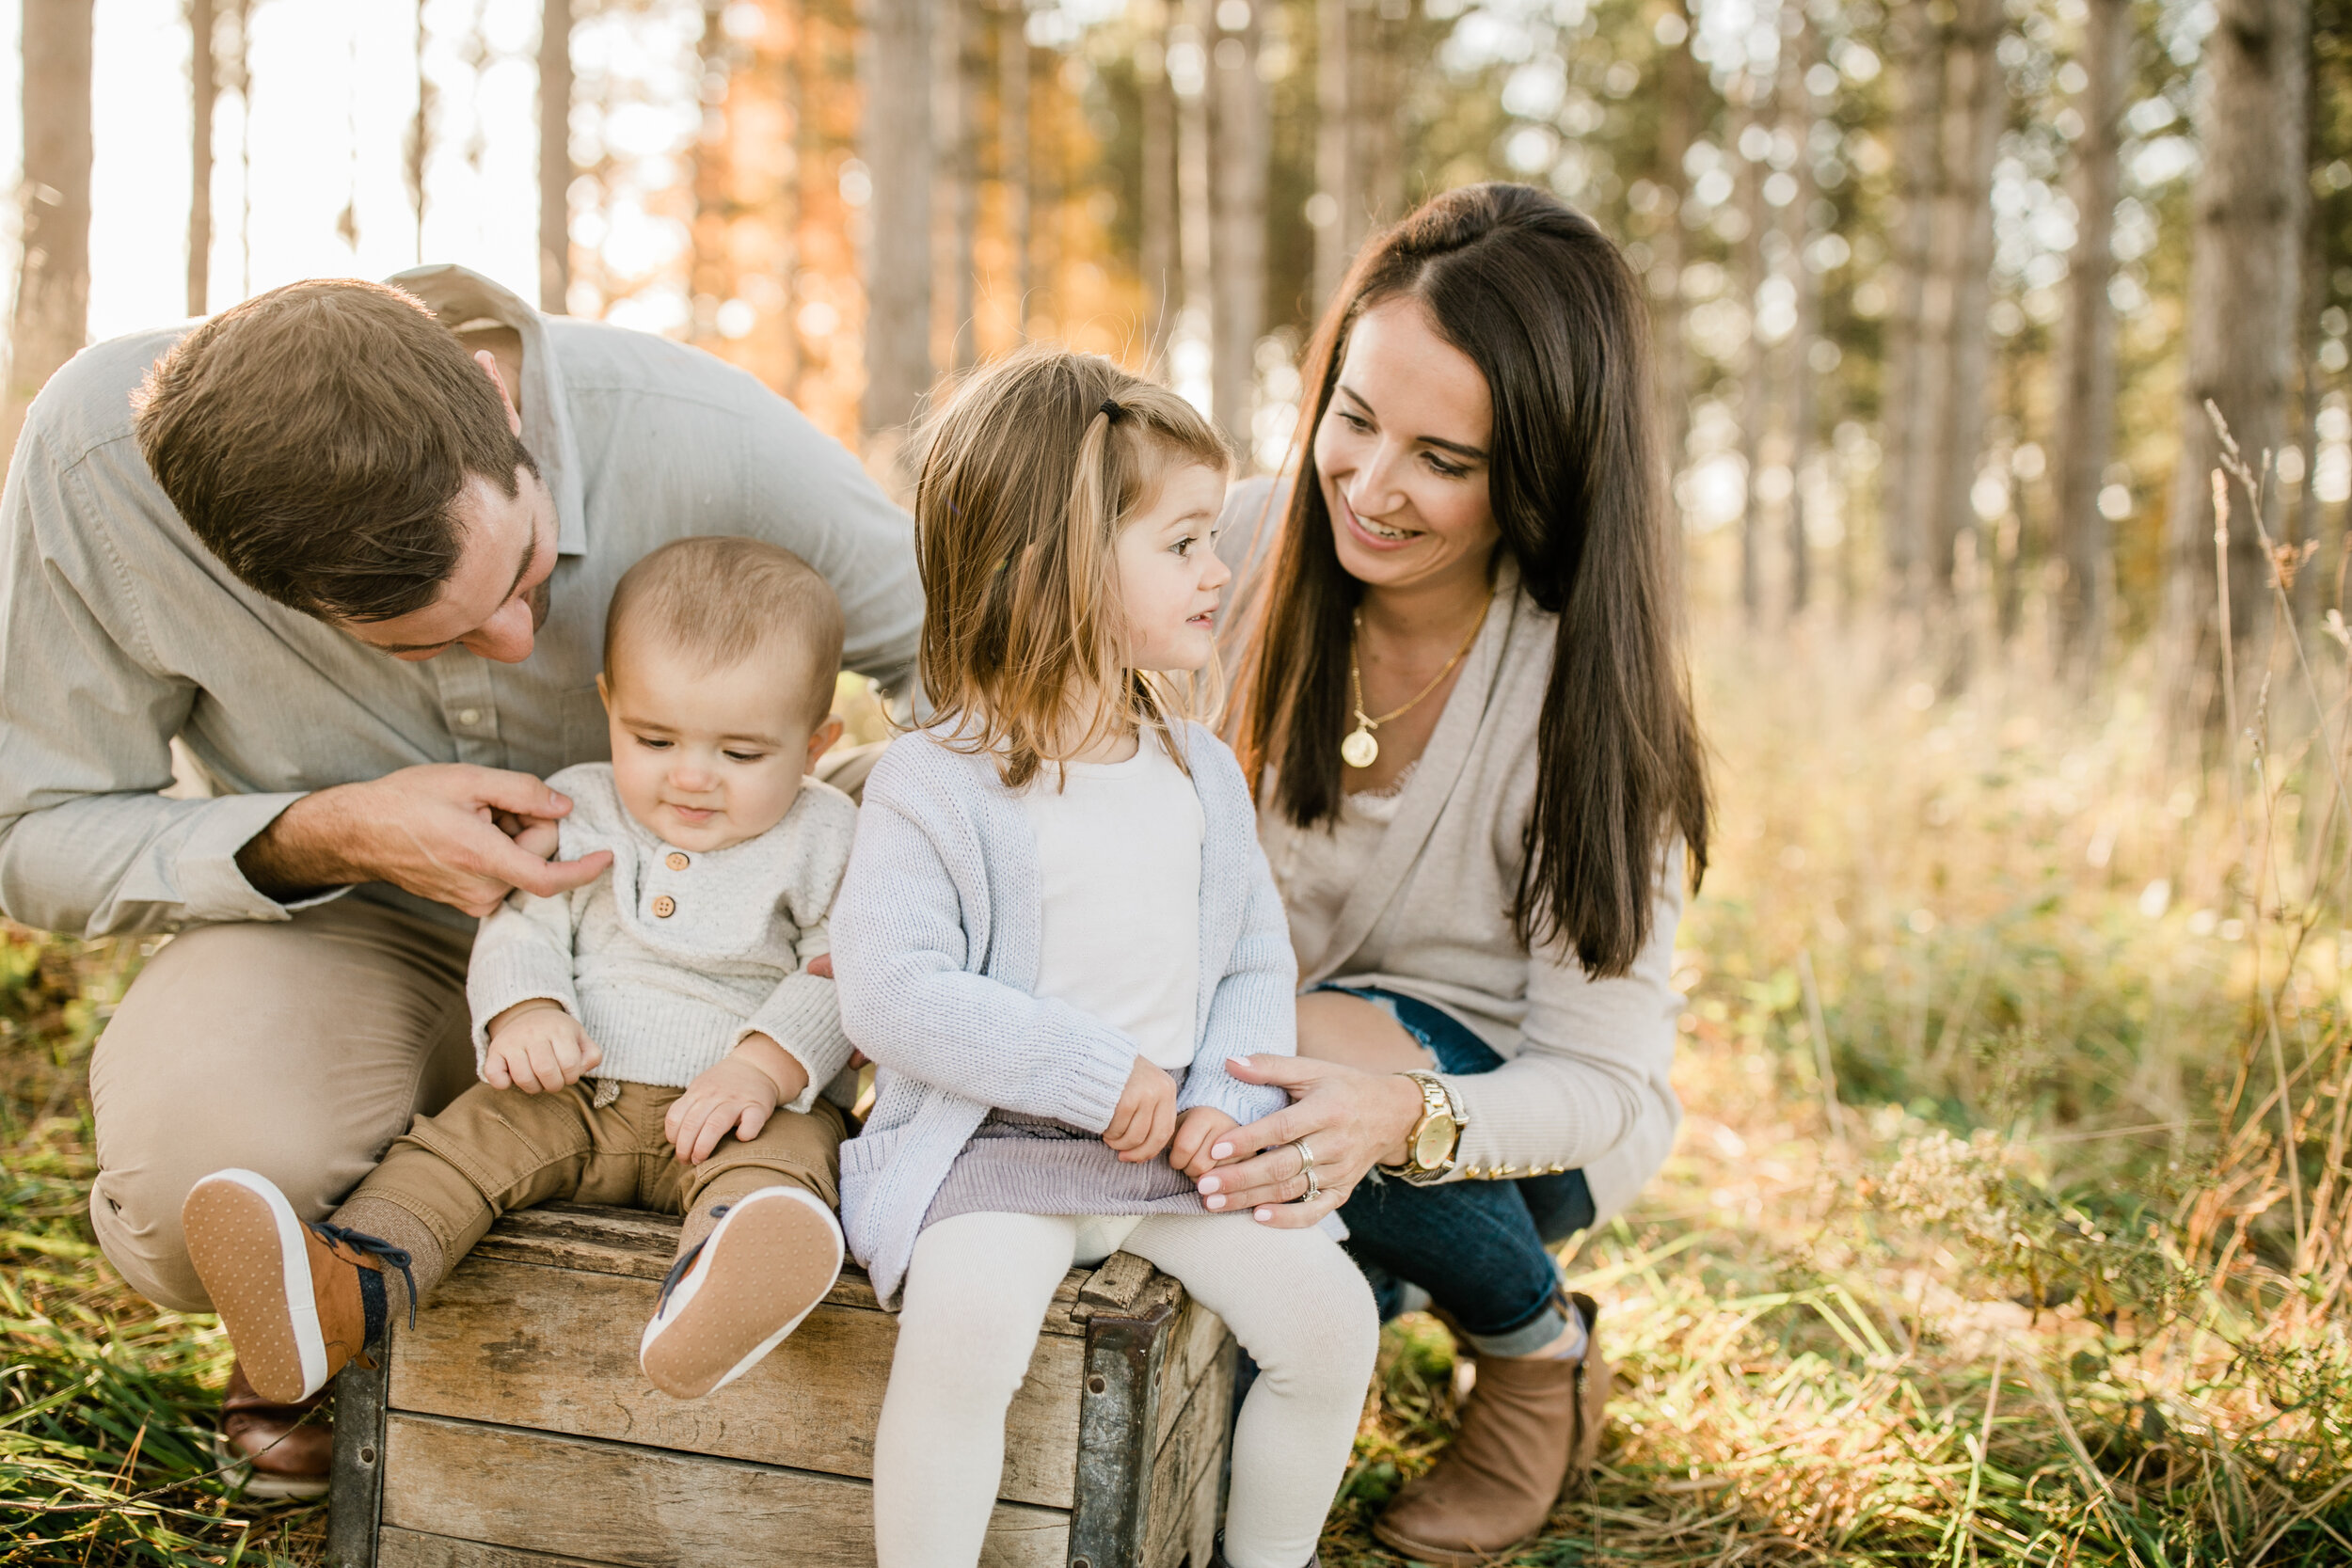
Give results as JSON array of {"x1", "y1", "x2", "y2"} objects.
[
  {"x1": 1312, "y1": 296, "x2": 1502, "y2": 594},
  {"x1": 1115, "y1": 461, "x2": 1232, "y2": 673}
]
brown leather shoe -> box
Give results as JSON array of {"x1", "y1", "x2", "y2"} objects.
[
  {"x1": 183, "y1": 1169, "x2": 413, "y2": 1403},
  {"x1": 217, "y1": 1362, "x2": 332, "y2": 1499},
  {"x1": 1371, "y1": 1292, "x2": 1609, "y2": 1567}
]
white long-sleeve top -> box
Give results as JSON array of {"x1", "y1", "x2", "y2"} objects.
[{"x1": 465, "y1": 763, "x2": 856, "y2": 1114}]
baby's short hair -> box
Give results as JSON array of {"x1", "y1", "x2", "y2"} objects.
[{"x1": 604, "y1": 536, "x2": 844, "y2": 726}]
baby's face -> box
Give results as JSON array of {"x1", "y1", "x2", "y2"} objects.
[{"x1": 600, "y1": 641, "x2": 834, "y2": 852}]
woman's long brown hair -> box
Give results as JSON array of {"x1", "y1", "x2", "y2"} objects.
[
  {"x1": 1231, "y1": 182, "x2": 1710, "y2": 978},
  {"x1": 914, "y1": 347, "x2": 1231, "y2": 788}
]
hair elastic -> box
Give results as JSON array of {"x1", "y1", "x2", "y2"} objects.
[{"x1": 1098, "y1": 398, "x2": 1126, "y2": 423}]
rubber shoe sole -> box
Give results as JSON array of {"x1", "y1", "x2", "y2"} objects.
[
  {"x1": 640, "y1": 1186, "x2": 843, "y2": 1401},
  {"x1": 183, "y1": 1171, "x2": 330, "y2": 1404}
]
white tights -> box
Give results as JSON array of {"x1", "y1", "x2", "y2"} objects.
[{"x1": 873, "y1": 1212, "x2": 1379, "y2": 1568}]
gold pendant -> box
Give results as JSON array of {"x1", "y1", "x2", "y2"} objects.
[{"x1": 1341, "y1": 725, "x2": 1379, "y2": 768}]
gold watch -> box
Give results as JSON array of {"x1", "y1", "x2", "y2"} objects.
[{"x1": 1380, "y1": 1069, "x2": 1467, "y2": 1186}]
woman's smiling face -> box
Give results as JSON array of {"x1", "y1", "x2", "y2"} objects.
[{"x1": 1311, "y1": 296, "x2": 1502, "y2": 593}]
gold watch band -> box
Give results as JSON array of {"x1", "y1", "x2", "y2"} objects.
[{"x1": 1380, "y1": 1069, "x2": 1466, "y2": 1185}]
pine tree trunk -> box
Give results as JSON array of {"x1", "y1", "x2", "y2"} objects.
[
  {"x1": 1878, "y1": 0, "x2": 1943, "y2": 608},
  {"x1": 538, "y1": 0, "x2": 572, "y2": 313},
  {"x1": 860, "y1": 0, "x2": 934, "y2": 440},
  {"x1": 409, "y1": 0, "x2": 432, "y2": 262},
  {"x1": 1311, "y1": 0, "x2": 1352, "y2": 314},
  {"x1": 6, "y1": 0, "x2": 94, "y2": 458},
  {"x1": 937, "y1": 0, "x2": 977, "y2": 372},
  {"x1": 2159, "y1": 0, "x2": 2309, "y2": 742},
  {"x1": 1355, "y1": 0, "x2": 1403, "y2": 229},
  {"x1": 1733, "y1": 71, "x2": 1770, "y2": 623},
  {"x1": 1210, "y1": 0, "x2": 1266, "y2": 458},
  {"x1": 1651, "y1": 4, "x2": 1695, "y2": 485},
  {"x1": 1175, "y1": 5, "x2": 1213, "y2": 354},
  {"x1": 188, "y1": 0, "x2": 214, "y2": 317},
  {"x1": 1140, "y1": 25, "x2": 1175, "y2": 353},
  {"x1": 2050, "y1": 0, "x2": 2125, "y2": 677},
  {"x1": 1923, "y1": 0, "x2": 2003, "y2": 651},
  {"x1": 997, "y1": 0, "x2": 1029, "y2": 340},
  {"x1": 1779, "y1": 4, "x2": 1820, "y2": 615}
]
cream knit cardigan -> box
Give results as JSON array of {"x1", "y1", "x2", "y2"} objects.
[
  {"x1": 1222, "y1": 479, "x2": 1686, "y2": 1231},
  {"x1": 464, "y1": 763, "x2": 856, "y2": 1114},
  {"x1": 830, "y1": 721, "x2": 1295, "y2": 1308}
]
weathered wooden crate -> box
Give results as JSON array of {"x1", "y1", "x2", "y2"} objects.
[{"x1": 324, "y1": 1204, "x2": 1235, "y2": 1568}]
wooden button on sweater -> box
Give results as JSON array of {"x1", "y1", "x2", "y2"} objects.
[
  {"x1": 665, "y1": 852, "x2": 690, "y2": 871},
  {"x1": 651, "y1": 895, "x2": 676, "y2": 918}
]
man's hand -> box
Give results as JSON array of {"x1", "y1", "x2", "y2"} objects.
[
  {"x1": 482, "y1": 1001, "x2": 602, "y2": 1094},
  {"x1": 237, "y1": 764, "x2": 613, "y2": 918},
  {"x1": 1104, "y1": 1056, "x2": 1178, "y2": 1164},
  {"x1": 1168, "y1": 1106, "x2": 1239, "y2": 1180},
  {"x1": 667, "y1": 1050, "x2": 792, "y2": 1165}
]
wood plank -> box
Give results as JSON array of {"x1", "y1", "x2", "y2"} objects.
[
  {"x1": 1142, "y1": 1339, "x2": 1237, "y2": 1568},
  {"x1": 389, "y1": 1255, "x2": 1085, "y2": 1509},
  {"x1": 1151, "y1": 1296, "x2": 1232, "y2": 1456},
  {"x1": 380, "y1": 1529, "x2": 625, "y2": 1568},
  {"x1": 467, "y1": 1204, "x2": 1089, "y2": 1333},
  {"x1": 380, "y1": 1414, "x2": 1068, "y2": 1568}
]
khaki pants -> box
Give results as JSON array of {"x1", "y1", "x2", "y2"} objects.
[
  {"x1": 91, "y1": 898, "x2": 480, "y2": 1311},
  {"x1": 354, "y1": 1077, "x2": 842, "y2": 1278}
]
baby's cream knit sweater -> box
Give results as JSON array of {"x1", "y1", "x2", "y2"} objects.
[{"x1": 465, "y1": 763, "x2": 856, "y2": 1113}]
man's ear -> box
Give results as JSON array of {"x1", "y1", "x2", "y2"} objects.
[
  {"x1": 474, "y1": 349, "x2": 524, "y2": 437},
  {"x1": 806, "y1": 714, "x2": 846, "y2": 772}
]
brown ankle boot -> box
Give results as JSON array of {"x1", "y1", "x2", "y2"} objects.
[
  {"x1": 218, "y1": 1362, "x2": 333, "y2": 1498},
  {"x1": 183, "y1": 1170, "x2": 415, "y2": 1403},
  {"x1": 1372, "y1": 1292, "x2": 1608, "y2": 1567}
]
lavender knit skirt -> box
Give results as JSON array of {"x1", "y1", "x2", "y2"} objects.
[{"x1": 920, "y1": 1107, "x2": 1211, "y2": 1233}]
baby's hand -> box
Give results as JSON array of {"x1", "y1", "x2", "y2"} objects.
[
  {"x1": 1168, "y1": 1107, "x2": 1240, "y2": 1180},
  {"x1": 483, "y1": 1001, "x2": 602, "y2": 1093},
  {"x1": 666, "y1": 1054, "x2": 784, "y2": 1165},
  {"x1": 1104, "y1": 1056, "x2": 1178, "y2": 1164}
]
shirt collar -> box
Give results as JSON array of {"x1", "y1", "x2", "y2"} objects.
[{"x1": 385, "y1": 264, "x2": 587, "y2": 558}]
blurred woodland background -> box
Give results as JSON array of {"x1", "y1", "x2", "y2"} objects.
[{"x1": 8, "y1": 0, "x2": 2352, "y2": 1562}]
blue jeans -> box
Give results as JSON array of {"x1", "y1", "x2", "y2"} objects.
[{"x1": 1323, "y1": 986, "x2": 1594, "y2": 1356}]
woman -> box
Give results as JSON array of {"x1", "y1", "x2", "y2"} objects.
[{"x1": 1200, "y1": 182, "x2": 1710, "y2": 1565}]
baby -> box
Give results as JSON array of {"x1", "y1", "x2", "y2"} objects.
[{"x1": 181, "y1": 535, "x2": 858, "y2": 1405}]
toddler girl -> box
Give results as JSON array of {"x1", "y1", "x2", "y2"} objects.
[{"x1": 832, "y1": 351, "x2": 1378, "y2": 1568}]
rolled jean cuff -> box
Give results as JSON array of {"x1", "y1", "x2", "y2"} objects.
[{"x1": 1462, "y1": 1294, "x2": 1572, "y2": 1358}]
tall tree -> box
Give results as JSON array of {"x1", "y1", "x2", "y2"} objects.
[
  {"x1": 408, "y1": 0, "x2": 433, "y2": 262},
  {"x1": 189, "y1": 0, "x2": 215, "y2": 317},
  {"x1": 1733, "y1": 63, "x2": 1772, "y2": 621},
  {"x1": 937, "y1": 0, "x2": 978, "y2": 371},
  {"x1": 861, "y1": 0, "x2": 935, "y2": 440},
  {"x1": 539, "y1": 0, "x2": 572, "y2": 314},
  {"x1": 1650, "y1": 3, "x2": 1696, "y2": 484},
  {"x1": 1175, "y1": 8, "x2": 1212, "y2": 354},
  {"x1": 1210, "y1": 0, "x2": 1268, "y2": 457},
  {"x1": 1878, "y1": 0, "x2": 1943, "y2": 607},
  {"x1": 1918, "y1": 0, "x2": 2003, "y2": 671},
  {"x1": 1139, "y1": 22, "x2": 1176, "y2": 351},
  {"x1": 6, "y1": 0, "x2": 94, "y2": 460},
  {"x1": 2050, "y1": 0, "x2": 2128, "y2": 677},
  {"x1": 1311, "y1": 0, "x2": 1352, "y2": 312},
  {"x1": 2159, "y1": 0, "x2": 2310, "y2": 737},
  {"x1": 1778, "y1": 4, "x2": 1820, "y2": 614},
  {"x1": 998, "y1": 0, "x2": 1030, "y2": 340}
]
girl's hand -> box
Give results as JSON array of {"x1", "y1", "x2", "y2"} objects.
[
  {"x1": 666, "y1": 1054, "x2": 784, "y2": 1165},
  {"x1": 482, "y1": 1002, "x2": 603, "y2": 1094},
  {"x1": 1104, "y1": 1056, "x2": 1178, "y2": 1164},
  {"x1": 1193, "y1": 1054, "x2": 1427, "y2": 1227},
  {"x1": 1168, "y1": 1107, "x2": 1239, "y2": 1180}
]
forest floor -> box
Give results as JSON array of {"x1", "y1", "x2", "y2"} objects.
[{"x1": 8, "y1": 619, "x2": 2352, "y2": 1565}]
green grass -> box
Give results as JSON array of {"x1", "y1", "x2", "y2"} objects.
[{"x1": 10, "y1": 619, "x2": 2352, "y2": 1564}]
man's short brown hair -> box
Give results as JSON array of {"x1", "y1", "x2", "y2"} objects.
[
  {"x1": 604, "y1": 537, "x2": 845, "y2": 728},
  {"x1": 134, "y1": 278, "x2": 539, "y2": 623}
]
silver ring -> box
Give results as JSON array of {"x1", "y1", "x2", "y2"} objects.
[
  {"x1": 1301, "y1": 1164, "x2": 1323, "y2": 1201},
  {"x1": 1291, "y1": 1138, "x2": 1317, "y2": 1177}
]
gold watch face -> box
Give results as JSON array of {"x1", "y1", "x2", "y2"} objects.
[{"x1": 1411, "y1": 1113, "x2": 1458, "y2": 1168}]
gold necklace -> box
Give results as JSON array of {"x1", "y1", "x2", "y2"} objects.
[{"x1": 1343, "y1": 592, "x2": 1494, "y2": 769}]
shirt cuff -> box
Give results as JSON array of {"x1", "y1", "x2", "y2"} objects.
[
  {"x1": 738, "y1": 972, "x2": 852, "y2": 1116},
  {"x1": 180, "y1": 792, "x2": 353, "y2": 923}
]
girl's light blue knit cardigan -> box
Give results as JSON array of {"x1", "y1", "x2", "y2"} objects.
[{"x1": 831, "y1": 720, "x2": 1295, "y2": 1308}]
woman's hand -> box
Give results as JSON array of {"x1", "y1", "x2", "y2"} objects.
[{"x1": 1194, "y1": 1054, "x2": 1429, "y2": 1226}]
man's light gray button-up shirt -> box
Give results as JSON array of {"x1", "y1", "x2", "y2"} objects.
[{"x1": 0, "y1": 265, "x2": 921, "y2": 939}]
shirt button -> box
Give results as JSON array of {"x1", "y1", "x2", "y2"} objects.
[
  {"x1": 456, "y1": 707, "x2": 482, "y2": 727},
  {"x1": 651, "y1": 895, "x2": 676, "y2": 918},
  {"x1": 665, "y1": 852, "x2": 690, "y2": 871}
]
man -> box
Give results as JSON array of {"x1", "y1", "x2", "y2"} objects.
[{"x1": 0, "y1": 266, "x2": 920, "y2": 1491}]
